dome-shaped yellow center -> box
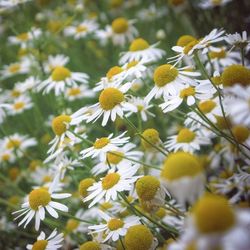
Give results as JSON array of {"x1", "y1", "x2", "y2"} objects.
[
  {"x1": 177, "y1": 35, "x2": 196, "y2": 47},
  {"x1": 183, "y1": 40, "x2": 198, "y2": 55},
  {"x1": 177, "y1": 128, "x2": 196, "y2": 143},
  {"x1": 93, "y1": 137, "x2": 110, "y2": 149},
  {"x1": 211, "y1": 76, "x2": 222, "y2": 86},
  {"x1": 179, "y1": 86, "x2": 195, "y2": 98},
  {"x1": 29, "y1": 188, "x2": 51, "y2": 210},
  {"x1": 79, "y1": 241, "x2": 101, "y2": 250},
  {"x1": 198, "y1": 100, "x2": 216, "y2": 114},
  {"x1": 76, "y1": 25, "x2": 88, "y2": 33},
  {"x1": 11, "y1": 89, "x2": 21, "y2": 97},
  {"x1": 125, "y1": 224, "x2": 153, "y2": 250},
  {"x1": 106, "y1": 151, "x2": 124, "y2": 164},
  {"x1": 155, "y1": 207, "x2": 167, "y2": 219},
  {"x1": 14, "y1": 101, "x2": 25, "y2": 110},
  {"x1": 221, "y1": 64, "x2": 250, "y2": 87},
  {"x1": 9, "y1": 64, "x2": 21, "y2": 73},
  {"x1": 52, "y1": 115, "x2": 72, "y2": 136},
  {"x1": 102, "y1": 173, "x2": 120, "y2": 190},
  {"x1": 154, "y1": 64, "x2": 179, "y2": 87},
  {"x1": 78, "y1": 178, "x2": 95, "y2": 197},
  {"x1": 106, "y1": 66, "x2": 123, "y2": 80},
  {"x1": 51, "y1": 66, "x2": 71, "y2": 82},
  {"x1": 111, "y1": 17, "x2": 129, "y2": 34},
  {"x1": 232, "y1": 125, "x2": 249, "y2": 143},
  {"x1": 126, "y1": 60, "x2": 139, "y2": 69},
  {"x1": 100, "y1": 201, "x2": 113, "y2": 211},
  {"x1": 17, "y1": 32, "x2": 29, "y2": 41},
  {"x1": 209, "y1": 49, "x2": 226, "y2": 59},
  {"x1": 2, "y1": 153, "x2": 10, "y2": 161},
  {"x1": 66, "y1": 219, "x2": 79, "y2": 232},
  {"x1": 32, "y1": 240, "x2": 48, "y2": 250},
  {"x1": 212, "y1": 0, "x2": 222, "y2": 5},
  {"x1": 99, "y1": 87, "x2": 124, "y2": 110},
  {"x1": 141, "y1": 128, "x2": 160, "y2": 149},
  {"x1": 161, "y1": 152, "x2": 203, "y2": 181},
  {"x1": 136, "y1": 175, "x2": 160, "y2": 201},
  {"x1": 108, "y1": 218, "x2": 124, "y2": 231},
  {"x1": 6, "y1": 139, "x2": 21, "y2": 149},
  {"x1": 192, "y1": 194, "x2": 235, "y2": 234},
  {"x1": 68, "y1": 87, "x2": 81, "y2": 96},
  {"x1": 110, "y1": 0, "x2": 124, "y2": 8},
  {"x1": 129, "y1": 38, "x2": 150, "y2": 52}
]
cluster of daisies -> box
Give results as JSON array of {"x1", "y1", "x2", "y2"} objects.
[{"x1": 0, "y1": 0, "x2": 250, "y2": 250}]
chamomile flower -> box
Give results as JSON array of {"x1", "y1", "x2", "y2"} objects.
[
  {"x1": 8, "y1": 95, "x2": 33, "y2": 115},
  {"x1": 198, "y1": 0, "x2": 232, "y2": 9},
  {"x1": 0, "y1": 149, "x2": 15, "y2": 164},
  {"x1": 80, "y1": 132, "x2": 129, "y2": 160},
  {"x1": 119, "y1": 38, "x2": 166, "y2": 64},
  {"x1": 145, "y1": 64, "x2": 200, "y2": 103},
  {"x1": 88, "y1": 210, "x2": 140, "y2": 242},
  {"x1": 13, "y1": 175, "x2": 71, "y2": 231},
  {"x1": 165, "y1": 127, "x2": 211, "y2": 153},
  {"x1": 83, "y1": 164, "x2": 140, "y2": 207},
  {"x1": 37, "y1": 66, "x2": 89, "y2": 95},
  {"x1": 137, "y1": 4, "x2": 166, "y2": 21},
  {"x1": 66, "y1": 85, "x2": 95, "y2": 101},
  {"x1": 86, "y1": 82, "x2": 136, "y2": 126},
  {"x1": 1, "y1": 61, "x2": 29, "y2": 79},
  {"x1": 0, "y1": 0, "x2": 31, "y2": 10},
  {"x1": 0, "y1": 103, "x2": 11, "y2": 123},
  {"x1": 64, "y1": 19, "x2": 98, "y2": 39},
  {"x1": 26, "y1": 229, "x2": 64, "y2": 250},
  {"x1": 16, "y1": 76, "x2": 40, "y2": 92},
  {"x1": 43, "y1": 54, "x2": 70, "y2": 73},
  {"x1": 225, "y1": 31, "x2": 250, "y2": 51}
]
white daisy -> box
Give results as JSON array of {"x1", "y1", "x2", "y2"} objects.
[
  {"x1": 26, "y1": 229, "x2": 64, "y2": 250},
  {"x1": 84, "y1": 164, "x2": 141, "y2": 207},
  {"x1": 66, "y1": 84, "x2": 95, "y2": 101},
  {"x1": 0, "y1": 148, "x2": 15, "y2": 164},
  {"x1": 119, "y1": 38, "x2": 166, "y2": 64},
  {"x1": 88, "y1": 210, "x2": 140, "y2": 242},
  {"x1": 225, "y1": 30, "x2": 250, "y2": 51},
  {"x1": 43, "y1": 54, "x2": 70, "y2": 73},
  {"x1": 0, "y1": 0, "x2": 31, "y2": 10},
  {"x1": 1, "y1": 61, "x2": 29, "y2": 79},
  {"x1": 198, "y1": 0, "x2": 232, "y2": 9},
  {"x1": 8, "y1": 95, "x2": 33, "y2": 115},
  {"x1": 15, "y1": 76, "x2": 40, "y2": 92}
]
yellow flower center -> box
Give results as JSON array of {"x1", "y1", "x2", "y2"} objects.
[
  {"x1": 106, "y1": 151, "x2": 124, "y2": 164},
  {"x1": 102, "y1": 173, "x2": 120, "y2": 190},
  {"x1": 232, "y1": 125, "x2": 249, "y2": 143},
  {"x1": 47, "y1": 20, "x2": 63, "y2": 33},
  {"x1": 125, "y1": 225, "x2": 153, "y2": 250},
  {"x1": 42, "y1": 175, "x2": 52, "y2": 183},
  {"x1": 32, "y1": 240, "x2": 48, "y2": 250},
  {"x1": 129, "y1": 38, "x2": 150, "y2": 52},
  {"x1": 136, "y1": 175, "x2": 160, "y2": 201},
  {"x1": 209, "y1": 49, "x2": 226, "y2": 59},
  {"x1": 29, "y1": 160, "x2": 42, "y2": 171},
  {"x1": 155, "y1": 207, "x2": 167, "y2": 219},
  {"x1": 221, "y1": 64, "x2": 250, "y2": 87},
  {"x1": 106, "y1": 66, "x2": 123, "y2": 80},
  {"x1": 9, "y1": 64, "x2": 21, "y2": 73},
  {"x1": 52, "y1": 115, "x2": 72, "y2": 136},
  {"x1": 99, "y1": 87, "x2": 124, "y2": 110},
  {"x1": 110, "y1": 0, "x2": 124, "y2": 8},
  {"x1": 111, "y1": 17, "x2": 129, "y2": 34},
  {"x1": 79, "y1": 241, "x2": 101, "y2": 250},
  {"x1": 137, "y1": 105, "x2": 144, "y2": 111},
  {"x1": 212, "y1": 0, "x2": 222, "y2": 5},
  {"x1": 154, "y1": 64, "x2": 179, "y2": 87},
  {"x1": 78, "y1": 178, "x2": 95, "y2": 197},
  {"x1": 76, "y1": 25, "x2": 88, "y2": 33},
  {"x1": 7, "y1": 139, "x2": 21, "y2": 149},
  {"x1": 68, "y1": 87, "x2": 81, "y2": 96},
  {"x1": 2, "y1": 153, "x2": 10, "y2": 161},
  {"x1": 108, "y1": 218, "x2": 124, "y2": 231},
  {"x1": 192, "y1": 194, "x2": 235, "y2": 234},
  {"x1": 179, "y1": 86, "x2": 195, "y2": 98},
  {"x1": 29, "y1": 188, "x2": 51, "y2": 210},
  {"x1": 9, "y1": 167, "x2": 19, "y2": 181},
  {"x1": 141, "y1": 128, "x2": 160, "y2": 149},
  {"x1": 183, "y1": 40, "x2": 198, "y2": 55},
  {"x1": 177, "y1": 35, "x2": 196, "y2": 47},
  {"x1": 17, "y1": 32, "x2": 29, "y2": 41},
  {"x1": 215, "y1": 115, "x2": 230, "y2": 129},
  {"x1": 126, "y1": 60, "x2": 139, "y2": 69},
  {"x1": 161, "y1": 152, "x2": 203, "y2": 181},
  {"x1": 11, "y1": 90, "x2": 21, "y2": 97},
  {"x1": 51, "y1": 66, "x2": 71, "y2": 82},
  {"x1": 177, "y1": 128, "x2": 196, "y2": 143},
  {"x1": 198, "y1": 100, "x2": 216, "y2": 114},
  {"x1": 18, "y1": 48, "x2": 28, "y2": 57},
  {"x1": 14, "y1": 101, "x2": 25, "y2": 110},
  {"x1": 211, "y1": 76, "x2": 222, "y2": 85},
  {"x1": 100, "y1": 201, "x2": 113, "y2": 210},
  {"x1": 66, "y1": 219, "x2": 79, "y2": 232},
  {"x1": 93, "y1": 137, "x2": 110, "y2": 149}
]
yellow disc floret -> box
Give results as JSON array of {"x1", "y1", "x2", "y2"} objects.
[
  {"x1": 232, "y1": 125, "x2": 249, "y2": 143},
  {"x1": 198, "y1": 100, "x2": 216, "y2": 114},
  {"x1": 183, "y1": 40, "x2": 198, "y2": 55},
  {"x1": 221, "y1": 64, "x2": 250, "y2": 87},
  {"x1": 141, "y1": 128, "x2": 160, "y2": 149},
  {"x1": 106, "y1": 66, "x2": 123, "y2": 80},
  {"x1": 76, "y1": 25, "x2": 88, "y2": 33},
  {"x1": 79, "y1": 241, "x2": 101, "y2": 250},
  {"x1": 179, "y1": 86, "x2": 195, "y2": 98},
  {"x1": 136, "y1": 176, "x2": 160, "y2": 201},
  {"x1": 209, "y1": 49, "x2": 226, "y2": 59},
  {"x1": 102, "y1": 173, "x2": 120, "y2": 190},
  {"x1": 99, "y1": 87, "x2": 124, "y2": 110},
  {"x1": 32, "y1": 240, "x2": 48, "y2": 250},
  {"x1": 106, "y1": 151, "x2": 124, "y2": 164},
  {"x1": 68, "y1": 87, "x2": 81, "y2": 96},
  {"x1": 7, "y1": 139, "x2": 21, "y2": 149},
  {"x1": 111, "y1": 17, "x2": 129, "y2": 33},
  {"x1": 14, "y1": 102, "x2": 25, "y2": 110},
  {"x1": 78, "y1": 178, "x2": 95, "y2": 197},
  {"x1": 177, "y1": 128, "x2": 196, "y2": 143},
  {"x1": 108, "y1": 218, "x2": 124, "y2": 231},
  {"x1": 192, "y1": 194, "x2": 235, "y2": 234},
  {"x1": 52, "y1": 115, "x2": 72, "y2": 136},
  {"x1": 66, "y1": 219, "x2": 79, "y2": 232},
  {"x1": 154, "y1": 64, "x2": 179, "y2": 87},
  {"x1": 129, "y1": 38, "x2": 150, "y2": 52},
  {"x1": 9, "y1": 64, "x2": 21, "y2": 73},
  {"x1": 93, "y1": 137, "x2": 110, "y2": 149},
  {"x1": 177, "y1": 35, "x2": 196, "y2": 47},
  {"x1": 51, "y1": 66, "x2": 71, "y2": 82},
  {"x1": 29, "y1": 188, "x2": 51, "y2": 210},
  {"x1": 124, "y1": 224, "x2": 153, "y2": 250},
  {"x1": 17, "y1": 32, "x2": 29, "y2": 41},
  {"x1": 161, "y1": 152, "x2": 203, "y2": 181}
]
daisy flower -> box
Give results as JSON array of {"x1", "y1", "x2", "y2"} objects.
[
  {"x1": 13, "y1": 175, "x2": 71, "y2": 231},
  {"x1": 126, "y1": 96, "x2": 155, "y2": 121},
  {"x1": 165, "y1": 127, "x2": 211, "y2": 153},
  {"x1": 0, "y1": 149, "x2": 15, "y2": 164},
  {"x1": 145, "y1": 64, "x2": 200, "y2": 103},
  {"x1": 1, "y1": 61, "x2": 29, "y2": 79},
  {"x1": 198, "y1": 0, "x2": 232, "y2": 9},
  {"x1": 0, "y1": 0, "x2": 31, "y2": 10},
  {"x1": 88, "y1": 210, "x2": 140, "y2": 242},
  {"x1": 37, "y1": 66, "x2": 89, "y2": 95},
  {"x1": 86, "y1": 82, "x2": 136, "y2": 126},
  {"x1": 8, "y1": 95, "x2": 33, "y2": 115},
  {"x1": 43, "y1": 54, "x2": 69, "y2": 73},
  {"x1": 0, "y1": 103, "x2": 11, "y2": 123},
  {"x1": 64, "y1": 19, "x2": 98, "y2": 39},
  {"x1": 137, "y1": 4, "x2": 166, "y2": 22},
  {"x1": 80, "y1": 132, "x2": 129, "y2": 160},
  {"x1": 159, "y1": 81, "x2": 216, "y2": 113},
  {"x1": 225, "y1": 30, "x2": 250, "y2": 51},
  {"x1": 66, "y1": 84, "x2": 95, "y2": 101},
  {"x1": 84, "y1": 164, "x2": 141, "y2": 207},
  {"x1": 26, "y1": 229, "x2": 64, "y2": 250},
  {"x1": 119, "y1": 38, "x2": 166, "y2": 64},
  {"x1": 15, "y1": 76, "x2": 40, "y2": 92}
]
